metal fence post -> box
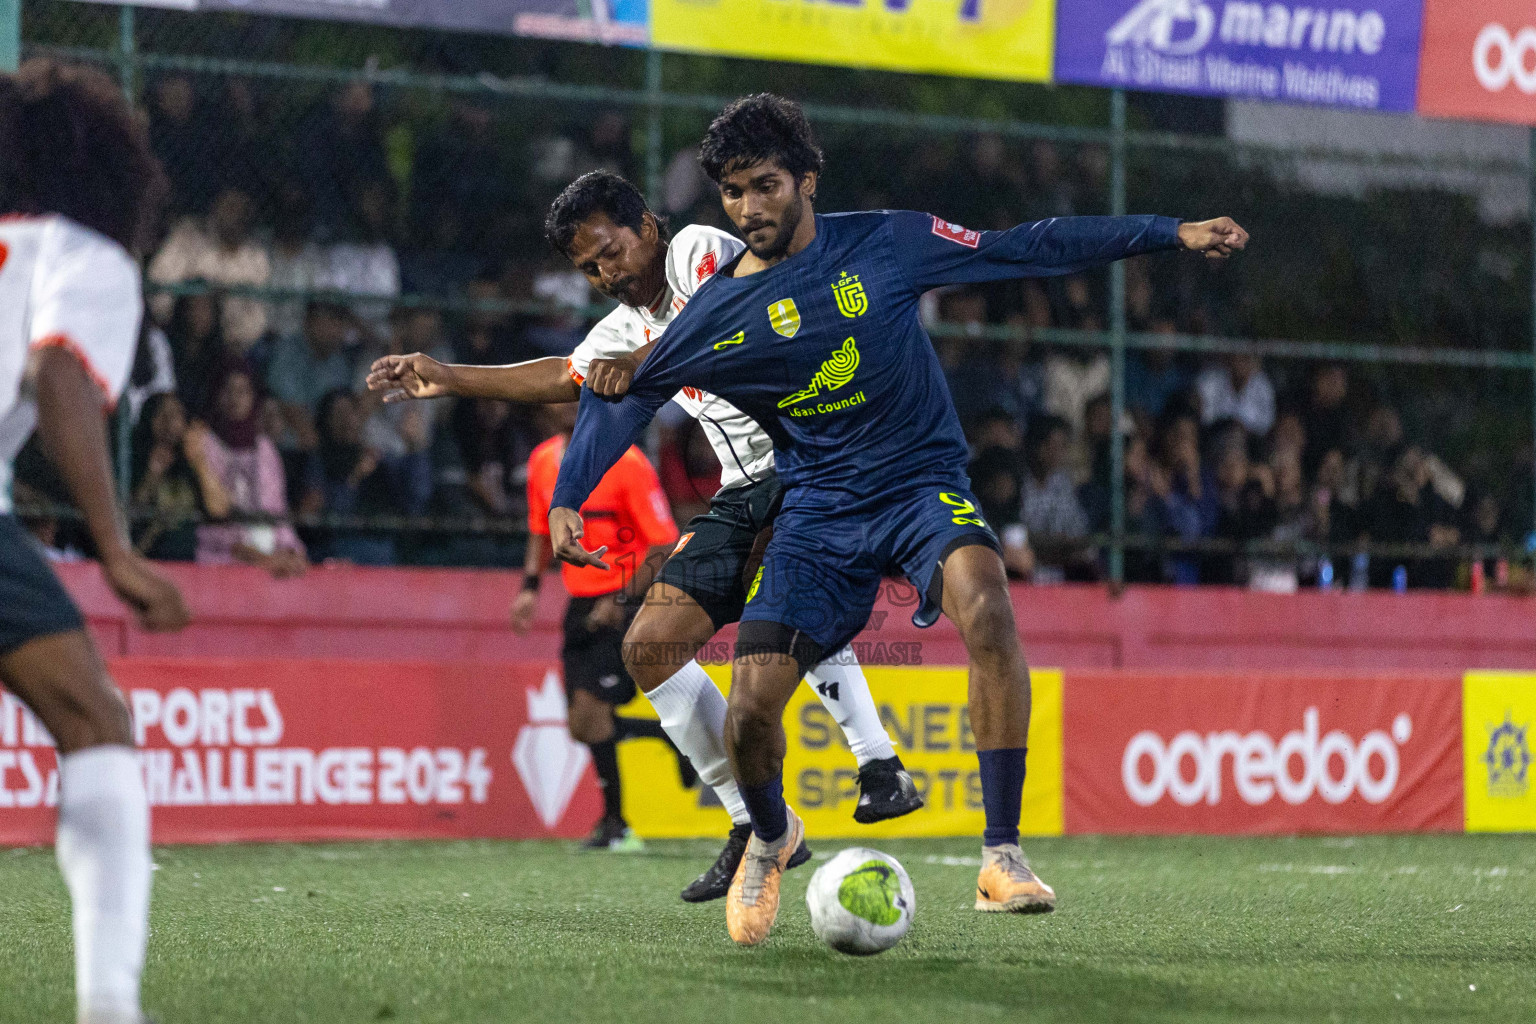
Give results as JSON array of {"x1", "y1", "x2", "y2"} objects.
[
  {"x1": 0, "y1": 0, "x2": 18, "y2": 74},
  {"x1": 115, "y1": 5, "x2": 139, "y2": 503},
  {"x1": 1108, "y1": 89, "x2": 1128, "y2": 587},
  {"x1": 117, "y1": 4, "x2": 137, "y2": 98},
  {"x1": 643, "y1": 48, "x2": 664, "y2": 209}
]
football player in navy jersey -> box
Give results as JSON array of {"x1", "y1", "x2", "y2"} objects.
[{"x1": 548, "y1": 94, "x2": 1248, "y2": 945}]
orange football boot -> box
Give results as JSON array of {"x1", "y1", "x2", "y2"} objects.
[
  {"x1": 975, "y1": 844, "x2": 1056, "y2": 913},
  {"x1": 726, "y1": 807, "x2": 805, "y2": 946}
]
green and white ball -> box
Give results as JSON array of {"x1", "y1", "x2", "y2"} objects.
[{"x1": 805, "y1": 847, "x2": 915, "y2": 955}]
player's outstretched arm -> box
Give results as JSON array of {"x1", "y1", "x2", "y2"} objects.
[
  {"x1": 891, "y1": 210, "x2": 1248, "y2": 291},
  {"x1": 366, "y1": 353, "x2": 579, "y2": 404},
  {"x1": 1176, "y1": 217, "x2": 1249, "y2": 259},
  {"x1": 31, "y1": 348, "x2": 189, "y2": 632}
]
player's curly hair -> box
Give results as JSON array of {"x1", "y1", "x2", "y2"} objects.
[
  {"x1": 544, "y1": 170, "x2": 663, "y2": 256},
  {"x1": 699, "y1": 93, "x2": 824, "y2": 184},
  {"x1": 0, "y1": 59, "x2": 165, "y2": 253}
]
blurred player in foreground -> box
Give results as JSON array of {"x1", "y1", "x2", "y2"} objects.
[
  {"x1": 367, "y1": 172, "x2": 918, "y2": 900},
  {"x1": 1, "y1": 61, "x2": 190, "y2": 1022},
  {"x1": 517, "y1": 403, "x2": 688, "y2": 850},
  {"x1": 547, "y1": 94, "x2": 1248, "y2": 945}
]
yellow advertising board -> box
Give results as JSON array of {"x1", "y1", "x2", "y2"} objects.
[
  {"x1": 1463, "y1": 672, "x2": 1536, "y2": 833},
  {"x1": 619, "y1": 665, "x2": 1063, "y2": 838},
  {"x1": 649, "y1": 0, "x2": 1054, "y2": 84}
]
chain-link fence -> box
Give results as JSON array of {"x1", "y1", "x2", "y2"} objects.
[{"x1": 11, "y1": 0, "x2": 1536, "y2": 590}]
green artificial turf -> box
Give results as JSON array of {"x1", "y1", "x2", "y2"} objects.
[{"x1": 1, "y1": 835, "x2": 1533, "y2": 1023}]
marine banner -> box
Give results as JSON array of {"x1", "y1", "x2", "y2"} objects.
[
  {"x1": 620, "y1": 666, "x2": 1065, "y2": 839},
  {"x1": 1417, "y1": 0, "x2": 1536, "y2": 125},
  {"x1": 648, "y1": 0, "x2": 1055, "y2": 83},
  {"x1": 1054, "y1": 0, "x2": 1426, "y2": 111},
  {"x1": 1062, "y1": 670, "x2": 1464, "y2": 834},
  {"x1": 0, "y1": 658, "x2": 603, "y2": 845},
  {"x1": 1462, "y1": 672, "x2": 1536, "y2": 832}
]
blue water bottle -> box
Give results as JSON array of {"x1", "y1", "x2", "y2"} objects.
[
  {"x1": 1350, "y1": 551, "x2": 1369, "y2": 592},
  {"x1": 1393, "y1": 565, "x2": 1408, "y2": 593},
  {"x1": 1318, "y1": 558, "x2": 1334, "y2": 588}
]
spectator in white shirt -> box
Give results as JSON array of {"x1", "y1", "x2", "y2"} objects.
[
  {"x1": 265, "y1": 183, "x2": 329, "y2": 344},
  {"x1": 148, "y1": 185, "x2": 271, "y2": 350},
  {"x1": 1196, "y1": 353, "x2": 1275, "y2": 436},
  {"x1": 321, "y1": 179, "x2": 400, "y2": 338}
]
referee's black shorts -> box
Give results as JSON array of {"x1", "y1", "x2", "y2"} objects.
[{"x1": 561, "y1": 594, "x2": 638, "y2": 706}]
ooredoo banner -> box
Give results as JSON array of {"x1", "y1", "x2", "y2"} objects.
[
  {"x1": 1063, "y1": 671, "x2": 1463, "y2": 834},
  {"x1": 1055, "y1": 0, "x2": 1426, "y2": 111},
  {"x1": 0, "y1": 659, "x2": 602, "y2": 845},
  {"x1": 1418, "y1": 0, "x2": 1536, "y2": 125}
]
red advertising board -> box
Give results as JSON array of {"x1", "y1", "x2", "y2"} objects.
[
  {"x1": 0, "y1": 659, "x2": 601, "y2": 845},
  {"x1": 1419, "y1": 0, "x2": 1536, "y2": 125},
  {"x1": 1063, "y1": 672, "x2": 1463, "y2": 834}
]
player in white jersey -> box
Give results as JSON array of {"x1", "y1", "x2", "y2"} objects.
[
  {"x1": 368, "y1": 171, "x2": 920, "y2": 900},
  {"x1": 1, "y1": 61, "x2": 190, "y2": 1024}
]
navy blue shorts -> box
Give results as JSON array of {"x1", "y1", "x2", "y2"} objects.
[
  {"x1": 736, "y1": 484, "x2": 1000, "y2": 665},
  {"x1": 0, "y1": 514, "x2": 85, "y2": 656}
]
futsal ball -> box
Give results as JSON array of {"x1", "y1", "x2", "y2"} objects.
[{"x1": 805, "y1": 847, "x2": 915, "y2": 955}]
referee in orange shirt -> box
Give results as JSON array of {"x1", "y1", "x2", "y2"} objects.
[{"x1": 515, "y1": 405, "x2": 690, "y2": 850}]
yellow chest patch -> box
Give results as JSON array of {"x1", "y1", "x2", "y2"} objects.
[{"x1": 768, "y1": 298, "x2": 801, "y2": 338}]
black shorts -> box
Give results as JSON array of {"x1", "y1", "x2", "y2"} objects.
[
  {"x1": 0, "y1": 514, "x2": 85, "y2": 656},
  {"x1": 561, "y1": 595, "x2": 638, "y2": 706},
  {"x1": 655, "y1": 472, "x2": 784, "y2": 631}
]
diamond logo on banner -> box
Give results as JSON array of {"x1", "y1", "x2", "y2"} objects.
[{"x1": 512, "y1": 670, "x2": 590, "y2": 829}]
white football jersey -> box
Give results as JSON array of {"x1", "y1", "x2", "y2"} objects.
[
  {"x1": 567, "y1": 224, "x2": 775, "y2": 494},
  {"x1": 0, "y1": 215, "x2": 142, "y2": 513}
]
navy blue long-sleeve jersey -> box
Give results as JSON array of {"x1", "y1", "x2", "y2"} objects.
[{"x1": 552, "y1": 210, "x2": 1182, "y2": 516}]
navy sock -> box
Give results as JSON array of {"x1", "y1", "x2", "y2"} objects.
[
  {"x1": 738, "y1": 775, "x2": 789, "y2": 844},
  {"x1": 977, "y1": 747, "x2": 1028, "y2": 847}
]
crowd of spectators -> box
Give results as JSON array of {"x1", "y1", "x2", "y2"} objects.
[
  {"x1": 955, "y1": 342, "x2": 1529, "y2": 591},
  {"x1": 14, "y1": 75, "x2": 1531, "y2": 591}
]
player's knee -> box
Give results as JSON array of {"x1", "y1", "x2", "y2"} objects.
[
  {"x1": 567, "y1": 709, "x2": 606, "y2": 745},
  {"x1": 566, "y1": 692, "x2": 613, "y2": 745},
  {"x1": 621, "y1": 613, "x2": 674, "y2": 691},
  {"x1": 726, "y1": 665, "x2": 792, "y2": 735},
  {"x1": 44, "y1": 674, "x2": 133, "y2": 754},
  {"x1": 956, "y1": 587, "x2": 1023, "y2": 666}
]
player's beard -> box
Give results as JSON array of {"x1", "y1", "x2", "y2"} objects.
[{"x1": 746, "y1": 192, "x2": 807, "y2": 262}]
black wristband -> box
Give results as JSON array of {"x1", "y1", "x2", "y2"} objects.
[{"x1": 521, "y1": 573, "x2": 542, "y2": 593}]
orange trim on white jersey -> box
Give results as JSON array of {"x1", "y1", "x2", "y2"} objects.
[
  {"x1": 29, "y1": 333, "x2": 117, "y2": 411},
  {"x1": 566, "y1": 356, "x2": 586, "y2": 385}
]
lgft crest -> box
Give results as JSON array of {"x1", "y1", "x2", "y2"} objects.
[{"x1": 832, "y1": 271, "x2": 868, "y2": 318}]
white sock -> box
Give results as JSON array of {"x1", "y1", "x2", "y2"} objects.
[
  {"x1": 644, "y1": 661, "x2": 750, "y2": 826},
  {"x1": 803, "y1": 647, "x2": 896, "y2": 766},
  {"x1": 56, "y1": 745, "x2": 151, "y2": 1024}
]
